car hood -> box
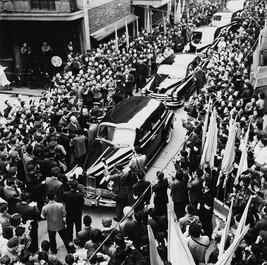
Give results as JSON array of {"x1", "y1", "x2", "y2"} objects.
[
  {"x1": 147, "y1": 74, "x2": 192, "y2": 95},
  {"x1": 83, "y1": 139, "x2": 133, "y2": 187}
]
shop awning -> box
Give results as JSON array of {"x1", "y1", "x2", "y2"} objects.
[{"x1": 91, "y1": 13, "x2": 138, "y2": 41}]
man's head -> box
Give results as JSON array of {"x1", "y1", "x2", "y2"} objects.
[
  {"x1": 83, "y1": 215, "x2": 92, "y2": 227},
  {"x1": 51, "y1": 166, "x2": 60, "y2": 178}
]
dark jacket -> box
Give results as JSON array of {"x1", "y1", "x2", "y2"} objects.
[{"x1": 62, "y1": 190, "x2": 84, "y2": 216}]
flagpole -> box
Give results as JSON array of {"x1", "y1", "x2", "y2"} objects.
[
  {"x1": 115, "y1": 23, "x2": 118, "y2": 51},
  {"x1": 136, "y1": 17, "x2": 139, "y2": 37},
  {"x1": 125, "y1": 20, "x2": 129, "y2": 51}
]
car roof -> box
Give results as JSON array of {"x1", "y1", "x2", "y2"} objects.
[
  {"x1": 102, "y1": 97, "x2": 162, "y2": 128},
  {"x1": 212, "y1": 11, "x2": 233, "y2": 18},
  {"x1": 158, "y1": 53, "x2": 198, "y2": 78},
  {"x1": 192, "y1": 26, "x2": 218, "y2": 34}
]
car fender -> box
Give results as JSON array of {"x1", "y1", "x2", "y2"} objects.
[{"x1": 164, "y1": 111, "x2": 175, "y2": 130}]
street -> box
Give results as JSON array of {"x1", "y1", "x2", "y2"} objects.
[{"x1": 0, "y1": 90, "x2": 187, "y2": 260}]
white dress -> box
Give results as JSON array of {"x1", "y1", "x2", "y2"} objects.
[{"x1": 0, "y1": 65, "x2": 10, "y2": 86}]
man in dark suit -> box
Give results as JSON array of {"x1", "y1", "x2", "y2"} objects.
[
  {"x1": 152, "y1": 171, "x2": 169, "y2": 217},
  {"x1": 15, "y1": 192, "x2": 40, "y2": 253},
  {"x1": 104, "y1": 163, "x2": 130, "y2": 222},
  {"x1": 122, "y1": 68, "x2": 135, "y2": 98},
  {"x1": 169, "y1": 170, "x2": 189, "y2": 220},
  {"x1": 77, "y1": 215, "x2": 95, "y2": 242},
  {"x1": 62, "y1": 180, "x2": 84, "y2": 241},
  {"x1": 132, "y1": 172, "x2": 151, "y2": 212}
]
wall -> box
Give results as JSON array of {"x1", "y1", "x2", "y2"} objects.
[{"x1": 88, "y1": 0, "x2": 132, "y2": 33}]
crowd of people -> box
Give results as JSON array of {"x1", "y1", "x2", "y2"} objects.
[{"x1": 0, "y1": 0, "x2": 266, "y2": 264}]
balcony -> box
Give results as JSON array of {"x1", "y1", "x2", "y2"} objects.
[
  {"x1": 0, "y1": 0, "x2": 84, "y2": 21},
  {"x1": 0, "y1": 0, "x2": 80, "y2": 13},
  {"x1": 132, "y1": 0, "x2": 171, "y2": 8}
]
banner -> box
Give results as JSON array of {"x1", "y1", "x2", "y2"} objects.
[
  {"x1": 200, "y1": 109, "x2": 218, "y2": 168},
  {"x1": 218, "y1": 198, "x2": 234, "y2": 257},
  {"x1": 221, "y1": 118, "x2": 237, "y2": 175},
  {"x1": 168, "y1": 211, "x2": 195, "y2": 265},
  {"x1": 234, "y1": 122, "x2": 251, "y2": 185},
  {"x1": 147, "y1": 225, "x2": 164, "y2": 265}
]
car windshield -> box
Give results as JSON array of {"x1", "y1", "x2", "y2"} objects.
[
  {"x1": 192, "y1": 32, "x2": 202, "y2": 44},
  {"x1": 98, "y1": 125, "x2": 135, "y2": 147}
]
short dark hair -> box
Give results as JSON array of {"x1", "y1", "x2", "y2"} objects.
[
  {"x1": 38, "y1": 252, "x2": 48, "y2": 262},
  {"x1": 21, "y1": 192, "x2": 30, "y2": 202},
  {"x1": 41, "y1": 240, "x2": 50, "y2": 252},
  {"x1": 83, "y1": 215, "x2": 92, "y2": 227},
  {"x1": 74, "y1": 237, "x2": 85, "y2": 248},
  {"x1": 70, "y1": 180, "x2": 78, "y2": 190},
  {"x1": 65, "y1": 254, "x2": 74, "y2": 265},
  {"x1": 47, "y1": 192, "x2": 55, "y2": 201},
  {"x1": 175, "y1": 170, "x2": 184, "y2": 181},
  {"x1": 156, "y1": 171, "x2": 164, "y2": 180},
  {"x1": 51, "y1": 166, "x2": 60, "y2": 177}
]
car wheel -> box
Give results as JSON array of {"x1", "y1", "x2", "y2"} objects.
[{"x1": 165, "y1": 123, "x2": 173, "y2": 144}]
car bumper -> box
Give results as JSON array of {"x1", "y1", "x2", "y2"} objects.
[{"x1": 147, "y1": 93, "x2": 184, "y2": 107}]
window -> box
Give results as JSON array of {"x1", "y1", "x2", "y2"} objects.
[
  {"x1": 30, "y1": 0, "x2": 55, "y2": 10},
  {"x1": 98, "y1": 125, "x2": 115, "y2": 141},
  {"x1": 213, "y1": 15, "x2": 222, "y2": 21},
  {"x1": 139, "y1": 123, "x2": 150, "y2": 141}
]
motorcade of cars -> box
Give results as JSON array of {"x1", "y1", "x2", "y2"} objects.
[
  {"x1": 68, "y1": 97, "x2": 175, "y2": 207},
  {"x1": 142, "y1": 53, "x2": 201, "y2": 107}
]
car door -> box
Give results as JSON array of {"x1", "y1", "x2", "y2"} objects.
[{"x1": 137, "y1": 108, "x2": 164, "y2": 162}]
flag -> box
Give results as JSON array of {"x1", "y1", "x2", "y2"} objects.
[
  {"x1": 125, "y1": 20, "x2": 129, "y2": 50},
  {"x1": 234, "y1": 122, "x2": 251, "y2": 185},
  {"x1": 216, "y1": 196, "x2": 252, "y2": 265},
  {"x1": 147, "y1": 225, "x2": 164, "y2": 265},
  {"x1": 168, "y1": 211, "x2": 195, "y2": 265},
  {"x1": 162, "y1": 11, "x2": 166, "y2": 35},
  {"x1": 115, "y1": 23, "x2": 118, "y2": 51},
  {"x1": 181, "y1": 0, "x2": 186, "y2": 14},
  {"x1": 221, "y1": 118, "x2": 237, "y2": 175},
  {"x1": 175, "y1": 0, "x2": 182, "y2": 24},
  {"x1": 202, "y1": 97, "x2": 211, "y2": 152},
  {"x1": 215, "y1": 225, "x2": 250, "y2": 265},
  {"x1": 200, "y1": 108, "x2": 218, "y2": 168},
  {"x1": 218, "y1": 198, "x2": 234, "y2": 258},
  {"x1": 234, "y1": 195, "x2": 252, "y2": 241}
]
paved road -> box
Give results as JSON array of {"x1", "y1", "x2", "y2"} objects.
[{"x1": 0, "y1": 89, "x2": 187, "y2": 260}]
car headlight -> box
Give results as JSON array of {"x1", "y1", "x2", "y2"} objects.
[
  {"x1": 141, "y1": 88, "x2": 147, "y2": 96},
  {"x1": 172, "y1": 94, "x2": 178, "y2": 101}
]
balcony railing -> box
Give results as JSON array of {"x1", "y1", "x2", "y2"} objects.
[{"x1": 0, "y1": 0, "x2": 79, "y2": 13}]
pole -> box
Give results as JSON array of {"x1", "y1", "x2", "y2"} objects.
[{"x1": 82, "y1": 0, "x2": 91, "y2": 51}]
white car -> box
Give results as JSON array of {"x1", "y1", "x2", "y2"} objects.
[
  {"x1": 142, "y1": 53, "x2": 201, "y2": 107},
  {"x1": 211, "y1": 12, "x2": 233, "y2": 27}
]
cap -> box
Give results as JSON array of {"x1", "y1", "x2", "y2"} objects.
[{"x1": 7, "y1": 237, "x2": 19, "y2": 248}]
